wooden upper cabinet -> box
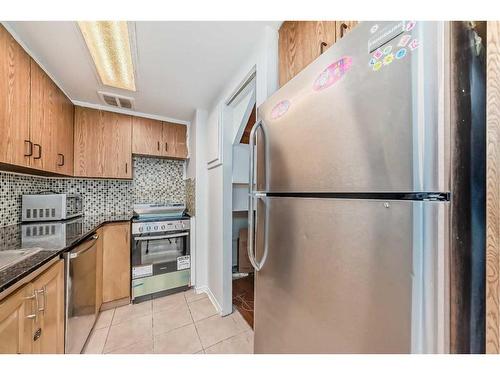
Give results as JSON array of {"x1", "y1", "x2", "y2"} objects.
[
  {"x1": 173, "y1": 124, "x2": 188, "y2": 159},
  {"x1": 278, "y1": 21, "x2": 359, "y2": 87},
  {"x1": 132, "y1": 116, "x2": 163, "y2": 156},
  {"x1": 54, "y1": 89, "x2": 74, "y2": 176},
  {"x1": 74, "y1": 107, "x2": 104, "y2": 177},
  {"x1": 30, "y1": 61, "x2": 58, "y2": 173},
  {"x1": 0, "y1": 25, "x2": 31, "y2": 168},
  {"x1": 162, "y1": 122, "x2": 188, "y2": 159},
  {"x1": 279, "y1": 21, "x2": 336, "y2": 87},
  {"x1": 31, "y1": 260, "x2": 64, "y2": 354},
  {"x1": 30, "y1": 61, "x2": 74, "y2": 176},
  {"x1": 74, "y1": 107, "x2": 132, "y2": 179},
  {"x1": 103, "y1": 111, "x2": 132, "y2": 179},
  {"x1": 1, "y1": 26, "x2": 74, "y2": 176},
  {"x1": 336, "y1": 21, "x2": 359, "y2": 40},
  {"x1": 132, "y1": 117, "x2": 188, "y2": 159}
]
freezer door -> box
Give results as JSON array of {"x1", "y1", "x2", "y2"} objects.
[
  {"x1": 256, "y1": 21, "x2": 449, "y2": 193},
  {"x1": 253, "y1": 197, "x2": 448, "y2": 353}
]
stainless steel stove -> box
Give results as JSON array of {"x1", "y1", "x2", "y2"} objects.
[{"x1": 131, "y1": 205, "x2": 191, "y2": 303}]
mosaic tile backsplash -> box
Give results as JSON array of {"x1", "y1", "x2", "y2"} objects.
[
  {"x1": 185, "y1": 178, "x2": 195, "y2": 216},
  {"x1": 0, "y1": 157, "x2": 186, "y2": 227}
]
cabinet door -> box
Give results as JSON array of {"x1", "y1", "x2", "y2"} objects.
[
  {"x1": 102, "y1": 223, "x2": 130, "y2": 303},
  {"x1": 74, "y1": 107, "x2": 104, "y2": 177},
  {"x1": 30, "y1": 61, "x2": 59, "y2": 172},
  {"x1": 336, "y1": 21, "x2": 359, "y2": 40},
  {"x1": 162, "y1": 121, "x2": 176, "y2": 158},
  {"x1": 103, "y1": 111, "x2": 132, "y2": 179},
  {"x1": 278, "y1": 21, "x2": 336, "y2": 87},
  {"x1": 54, "y1": 89, "x2": 74, "y2": 176},
  {"x1": 162, "y1": 122, "x2": 188, "y2": 159},
  {"x1": 173, "y1": 124, "x2": 188, "y2": 159},
  {"x1": 96, "y1": 228, "x2": 103, "y2": 314},
  {"x1": 0, "y1": 284, "x2": 35, "y2": 354},
  {"x1": 132, "y1": 116, "x2": 163, "y2": 156},
  {"x1": 32, "y1": 260, "x2": 65, "y2": 354},
  {"x1": 0, "y1": 25, "x2": 31, "y2": 168}
]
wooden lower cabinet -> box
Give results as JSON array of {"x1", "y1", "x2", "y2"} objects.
[
  {"x1": 96, "y1": 228, "x2": 104, "y2": 313},
  {"x1": 102, "y1": 222, "x2": 131, "y2": 303},
  {"x1": 0, "y1": 285, "x2": 34, "y2": 354},
  {"x1": 31, "y1": 260, "x2": 65, "y2": 354},
  {"x1": 0, "y1": 260, "x2": 64, "y2": 354}
]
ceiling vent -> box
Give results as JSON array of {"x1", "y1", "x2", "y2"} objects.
[{"x1": 98, "y1": 91, "x2": 134, "y2": 109}]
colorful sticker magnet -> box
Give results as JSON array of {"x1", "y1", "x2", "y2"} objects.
[
  {"x1": 368, "y1": 57, "x2": 377, "y2": 66},
  {"x1": 383, "y1": 45, "x2": 393, "y2": 55},
  {"x1": 395, "y1": 48, "x2": 407, "y2": 59},
  {"x1": 370, "y1": 24, "x2": 379, "y2": 34},
  {"x1": 313, "y1": 57, "x2": 353, "y2": 91},
  {"x1": 271, "y1": 100, "x2": 290, "y2": 120},
  {"x1": 398, "y1": 34, "x2": 411, "y2": 47},
  {"x1": 406, "y1": 21, "x2": 416, "y2": 31},
  {"x1": 383, "y1": 53, "x2": 394, "y2": 65},
  {"x1": 409, "y1": 39, "x2": 420, "y2": 51},
  {"x1": 373, "y1": 49, "x2": 383, "y2": 60},
  {"x1": 373, "y1": 61, "x2": 383, "y2": 72}
]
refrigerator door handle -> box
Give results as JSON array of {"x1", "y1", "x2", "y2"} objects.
[{"x1": 248, "y1": 120, "x2": 269, "y2": 271}]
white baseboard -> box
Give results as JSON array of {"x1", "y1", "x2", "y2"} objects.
[{"x1": 194, "y1": 285, "x2": 223, "y2": 314}]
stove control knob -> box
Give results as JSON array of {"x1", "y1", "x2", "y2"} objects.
[
  {"x1": 147, "y1": 226, "x2": 151, "y2": 231},
  {"x1": 161, "y1": 225, "x2": 166, "y2": 230},
  {"x1": 154, "y1": 226, "x2": 158, "y2": 230},
  {"x1": 181, "y1": 223, "x2": 186, "y2": 229},
  {"x1": 138, "y1": 227, "x2": 143, "y2": 232}
]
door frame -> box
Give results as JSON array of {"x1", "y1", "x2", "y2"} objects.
[{"x1": 220, "y1": 68, "x2": 257, "y2": 315}]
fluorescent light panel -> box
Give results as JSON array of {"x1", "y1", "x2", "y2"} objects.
[{"x1": 78, "y1": 21, "x2": 136, "y2": 91}]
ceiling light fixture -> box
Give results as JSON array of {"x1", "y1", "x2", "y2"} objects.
[{"x1": 78, "y1": 21, "x2": 136, "y2": 91}]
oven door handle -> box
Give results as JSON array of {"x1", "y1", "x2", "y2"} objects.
[{"x1": 134, "y1": 232, "x2": 189, "y2": 241}]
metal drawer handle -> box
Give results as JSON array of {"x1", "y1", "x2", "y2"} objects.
[
  {"x1": 24, "y1": 292, "x2": 38, "y2": 321},
  {"x1": 35, "y1": 286, "x2": 47, "y2": 313},
  {"x1": 33, "y1": 144, "x2": 42, "y2": 160},
  {"x1": 340, "y1": 22, "x2": 349, "y2": 38},
  {"x1": 57, "y1": 153, "x2": 65, "y2": 166},
  {"x1": 24, "y1": 140, "x2": 33, "y2": 157},
  {"x1": 134, "y1": 232, "x2": 189, "y2": 241},
  {"x1": 320, "y1": 41, "x2": 328, "y2": 54}
]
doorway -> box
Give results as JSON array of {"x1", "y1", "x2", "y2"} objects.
[{"x1": 225, "y1": 72, "x2": 256, "y2": 328}]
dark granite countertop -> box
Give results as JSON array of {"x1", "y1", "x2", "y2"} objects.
[{"x1": 0, "y1": 213, "x2": 133, "y2": 294}]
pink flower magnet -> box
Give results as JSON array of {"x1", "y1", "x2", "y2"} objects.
[{"x1": 313, "y1": 56, "x2": 353, "y2": 91}]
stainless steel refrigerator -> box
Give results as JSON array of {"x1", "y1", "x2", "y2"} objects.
[{"x1": 248, "y1": 21, "x2": 486, "y2": 354}]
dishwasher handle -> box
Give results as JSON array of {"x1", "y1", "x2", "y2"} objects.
[{"x1": 69, "y1": 234, "x2": 98, "y2": 259}]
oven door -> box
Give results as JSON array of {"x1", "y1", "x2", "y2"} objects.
[{"x1": 132, "y1": 231, "x2": 190, "y2": 277}]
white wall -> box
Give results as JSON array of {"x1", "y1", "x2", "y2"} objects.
[
  {"x1": 186, "y1": 112, "x2": 197, "y2": 179},
  {"x1": 196, "y1": 25, "x2": 279, "y2": 315},
  {"x1": 192, "y1": 109, "x2": 209, "y2": 291}
]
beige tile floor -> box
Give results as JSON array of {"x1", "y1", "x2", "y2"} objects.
[{"x1": 83, "y1": 289, "x2": 254, "y2": 354}]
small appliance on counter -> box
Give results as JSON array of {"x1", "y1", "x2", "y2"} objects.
[
  {"x1": 22, "y1": 193, "x2": 83, "y2": 222},
  {"x1": 131, "y1": 204, "x2": 191, "y2": 303}
]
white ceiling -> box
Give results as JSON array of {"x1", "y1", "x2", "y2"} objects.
[{"x1": 4, "y1": 21, "x2": 280, "y2": 123}]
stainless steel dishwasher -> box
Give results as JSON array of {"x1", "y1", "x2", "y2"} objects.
[{"x1": 64, "y1": 233, "x2": 98, "y2": 354}]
